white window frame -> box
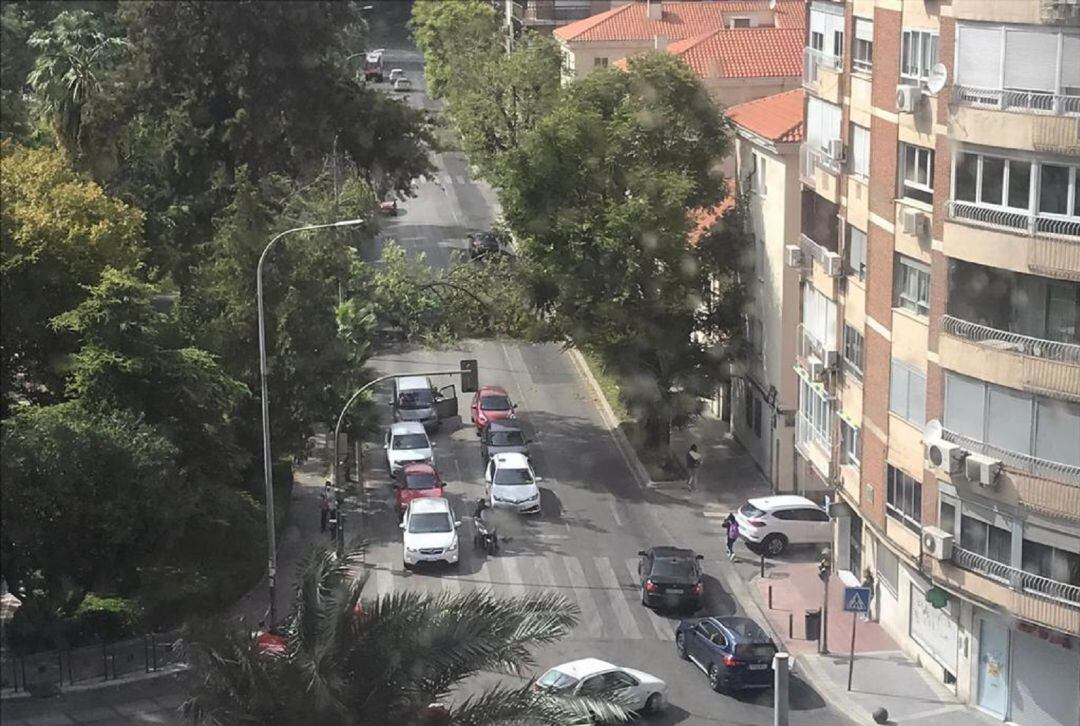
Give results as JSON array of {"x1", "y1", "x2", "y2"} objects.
[
  {"x1": 847, "y1": 224, "x2": 867, "y2": 281},
  {"x1": 593, "y1": 56, "x2": 609, "y2": 68},
  {"x1": 799, "y1": 377, "x2": 833, "y2": 450},
  {"x1": 843, "y1": 324, "x2": 864, "y2": 380},
  {"x1": 893, "y1": 254, "x2": 931, "y2": 317},
  {"x1": 853, "y1": 17, "x2": 873, "y2": 74},
  {"x1": 900, "y1": 143, "x2": 935, "y2": 200},
  {"x1": 841, "y1": 418, "x2": 861, "y2": 468},
  {"x1": 950, "y1": 149, "x2": 1080, "y2": 226},
  {"x1": 901, "y1": 29, "x2": 939, "y2": 85},
  {"x1": 752, "y1": 152, "x2": 768, "y2": 196},
  {"x1": 889, "y1": 358, "x2": 927, "y2": 424},
  {"x1": 886, "y1": 464, "x2": 922, "y2": 532},
  {"x1": 849, "y1": 123, "x2": 870, "y2": 179}
]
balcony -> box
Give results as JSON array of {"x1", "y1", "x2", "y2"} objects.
[
  {"x1": 929, "y1": 545, "x2": 1080, "y2": 635},
  {"x1": 940, "y1": 315, "x2": 1080, "y2": 401},
  {"x1": 803, "y1": 48, "x2": 842, "y2": 105},
  {"x1": 942, "y1": 426, "x2": 1080, "y2": 488},
  {"x1": 510, "y1": 0, "x2": 598, "y2": 25},
  {"x1": 946, "y1": 201, "x2": 1080, "y2": 280},
  {"x1": 949, "y1": 88, "x2": 1080, "y2": 155},
  {"x1": 953, "y1": 86, "x2": 1080, "y2": 117}
]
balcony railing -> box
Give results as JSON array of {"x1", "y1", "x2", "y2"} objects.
[
  {"x1": 951, "y1": 545, "x2": 1080, "y2": 609},
  {"x1": 799, "y1": 232, "x2": 834, "y2": 268},
  {"x1": 797, "y1": 322, "x2": 830, "y2": 367},
  {"x1": 800, "y1": 145, "x2": 841, "y2": 185},
  {"x1": 803, "y1": 47, "x2": 841, "y2": 88},
  {"x1": 941, "y1": 315, "x2": 1080, "y2": 365},
  {"x1": 953, "y1": 85, "x2": 1080, "y2": 116},
  {"x1": 941, "y1": 427, "x2": 1080, "y2": 482},
  {"x1": 948, "y1": 200, "x2": 1080, "y2": 240}
]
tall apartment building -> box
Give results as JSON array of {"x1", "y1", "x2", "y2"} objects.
[{"x1": 793, "y1": 1, "x2": 1080, "y2": 723}]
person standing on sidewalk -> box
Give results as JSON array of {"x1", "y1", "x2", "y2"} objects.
[
  {"x1": 722, "y1": 513, "x2": 740, "y2": 560},
  {"x1": 685, "y1": 444, "x2": 702, "y2": 491},
  {"x1": 861, "y1": 568, "x2": 875, "y2": 622},
  {"x1": 320, "y1": 482, "x2": 333, "y2": 533}
]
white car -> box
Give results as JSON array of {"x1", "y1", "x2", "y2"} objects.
[
  {"x1": 535, "y1": 658, "x2": 666, "y2": 715},
  {"x1": 389, "y1": 68, "x2": 405, "y2": 81},
  {"x1": 393, "y1": 78, "x2": 412, "y2": 92},
  {"x1": 734, "y1": 495, "x2": 831, "y2": 556},
  {"x1": 384, "y1": 421, "x2": 434, "y2": 476},
  {"x1": 484, "y1": 452, "x2": 541, "y2": 514},
  {"x1": 401, "y1": 497, "x2": 460, "y2": 569}
]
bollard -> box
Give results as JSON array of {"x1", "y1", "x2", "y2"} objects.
[
  {"x1": 789, "y1": 612, "x2": 794, "y2": 638},
  {"x1": 773, "y1": 652, "x2": 790, "y2": 726},
  {"x1": 768, "y1": 585, "x2": 773, "y2": 609},
  {"x1": 760, "y1": 552, "x2": 766, "y2": 578}
]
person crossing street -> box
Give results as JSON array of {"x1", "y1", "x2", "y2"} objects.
[{"x1": 685, "y1": 444, "x2": 702, "y2": 491}]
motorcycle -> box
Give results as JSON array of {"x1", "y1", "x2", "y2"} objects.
[{"x1": 473, "y1": 501, "x2": 499, "y2": 555}]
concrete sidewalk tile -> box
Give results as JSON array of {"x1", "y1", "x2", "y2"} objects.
[
  {"x1": 25, "y1": 715, "x2": 75, "y2": 726},
  {"x1": 112, "y1": 699, "x2": 161, "y2": 717},
  {"x1": 70, "y1": 706, "x2": 119, "y2": 723},
  {"x1": 153, "y1": 691, "x2": 185, "y2": 710}
]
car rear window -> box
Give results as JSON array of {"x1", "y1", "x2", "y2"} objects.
[
  {"x1": 404, "y1": 472, "x2": 438, "y2": 490},
  {"x1": 740, "y1": 503, "x2": 766, "y2": 519},
  {"x1": 398, "y1": 390, "x2": 433, "y2": 409},
  {"x1": 480, "y1": 394, "x2": 512, "y2": 411},
  {"x1": 490, "y1": 430, "x2": 525, "y2": 446},
  {"x1": 735, "y1": 642, "x2": 777, "y2": 660},
  {"x1": 651, "y1": 557, "x2": 696, "y2": 579}
]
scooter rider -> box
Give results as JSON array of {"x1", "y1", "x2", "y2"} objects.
[{"x1": 473, "y1": 497, "x2": 498, "y2": 552}]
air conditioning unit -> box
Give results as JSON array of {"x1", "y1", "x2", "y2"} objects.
[
  {"x1": 808, "y1": 356, "x2": 825, "y2": 381},
  {"x1": 822, "y1": 251, "x2": 844, "y2": 277},
  {"x1": 965, "y1": 452, "x2": 1003, "y2": 488},
  {"x1": 897, "y1": 84, "x2": 922, "y2": 113},
  {"x1": 827, "y1": 139, "x2": 846, "y2": 162},
  {"x1": 922, "y1": 526, "x2": 954, "y2": 561},
  {"x1": 823, "y1": 348, "x2": 840, "y2": 368},
  {"x1": 785, "y1": 245, "x2": 804, "y2": 268},
  {"x1": 902, "y1": 208, "x2": 931, "y2": 239},
  {"x1": 925, "y1": 439, "x2": 967, "y2": 477}
]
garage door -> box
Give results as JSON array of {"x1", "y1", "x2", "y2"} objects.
[{"x1": 1009, "y1": 628, "x2": 1080, "y2": 726}]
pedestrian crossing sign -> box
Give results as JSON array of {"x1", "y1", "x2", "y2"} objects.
[{"x1": 843, "y1": 586, "x2": 871, "y2": 613}]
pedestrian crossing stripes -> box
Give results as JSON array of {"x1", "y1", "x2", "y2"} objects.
[{"x1": 360, "y1": 552, "x2": 681, "y2": 642}]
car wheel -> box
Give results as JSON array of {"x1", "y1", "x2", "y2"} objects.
[
  {"x1": 644, "y1": 693, "x2": 664, "y2": 714},
  {"x1": 676, "y1": 632, "x2": 688, "y2": 660},
  {"x1": 403, "y1": 559, "x2": 412, "y2": 571},
  {"x1": 763, "y1": 534, "x2": 788, "y2": 556},
  {"x1": 708, "y1": 664, "x2": 723, "y2": 693}
]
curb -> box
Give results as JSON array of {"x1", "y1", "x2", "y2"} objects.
[{"x1": 0, "y1": 663, "x2": 188, "y2": 703}]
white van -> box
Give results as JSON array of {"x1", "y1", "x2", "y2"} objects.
[{"x1": 392, "y1": 376, "x2": 458, "y2": 431}]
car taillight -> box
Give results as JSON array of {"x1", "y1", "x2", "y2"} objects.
[
  {"x1": 645, "y1": 579, "x2": 657, "y2": 593},
  {"x1": 723, "y1": 655, "x2": 739, "y2": 667},
  {"x1": 691, "y1": 582, "x2": 702, "y2": 595},
  {"x1": 748, "y1": 519, "x2": 767, "y2": 527}
]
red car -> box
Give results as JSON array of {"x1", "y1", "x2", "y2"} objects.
[
  {"x1": 393, "y1": 462, "x2": 445, "y2": 516},
  {"x1": 470, "y1": 385, "x2": 516, "y2": 433},
  {"x1": 379, "y1": 200, "x2": 398, "y2": 216}
]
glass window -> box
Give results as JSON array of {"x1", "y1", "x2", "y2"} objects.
[
  {"x1": 894, "y1": 254, "x2": 930, "y2": 316},
  {"x1": 753, "y1": 153, "x2": 767, "y2": 195},
  {"x1": 753, "y1": 397, "x2": 763, "y2": 437},
  {"x1": 841, "y1": 419, "x2": 860, "y2": 467},
  {"x1": 960, "y1": 513, "x2": 1011, "y2": 565},
  {"x1": 987, "y1": 385, "x2": 1032, "y2": 455},
  {"x1": 1007, "y1": 160, "x2": 1031, "y2": 210},
  {"x1": 886, "y1": 465, "x2": 922, "y2": 531},
  {"x1": 889, "y1": 358, "x2": 926, "y2": 424},
  {"x1": 1022, "y1": 539, "x2": 1080, "y2": 587},
  {"x1": 843, "y1": 324, "x2": 864, "y2": 379},
  {"x1": 1035, "y1": 399, "x2": 1080, "y2": 468},
  {"x1": 955, "y1": 152, "x2": 978, "y2": 203},
  {"x1": 847, "y1": 225, "x2": 867, "y2": 281},
  {"x1": 853, "y1": 18, "x2": 873, "y2": 73},
  {"x1": 876, "y1": 540, "x2": 900, "y2": 595},
  {"x1": 940, "y1": 499, "x2": 957, "y2": 537},
  {"x1": 901, "y1": 30, "x2": 939, "y2": 82},
  {"x1": 850, "y1": 124, "x2": 870, "y2": 178},
  {"x1": 981, "y1": 156, "x2": 1004, "y2": 206},
  {"x1": 900, "y1": 143, "x2": 934, "y2": 204},
  {"x1": 1039, "y1": 164, "x2": 1072, "y2": 216},
  {"x1": 944, "y1": 372, "x2": 987, "y2": 442},
  {"x1": 593, "y1": 57, "x2": 608, "y2": 68}
]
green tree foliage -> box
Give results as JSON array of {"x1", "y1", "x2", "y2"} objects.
[
  {"x1": 183, "y1": 548, "x2": 633, "y2": 726},
  {"x1": 0, "y1": 402, "x2": 181, "y2": 612},
  {"x1": 499, "y1": 53, "x2": 746, "y2": 448},
  {"x1": 0, "y1": 142, "x2": 144, "y2": 411},
  {"x1": 53, "y1": 267, "x2": 249, "y2": 485},
  {"x1": 410, "y1": 0, "x2": 501, "y2": 101}
]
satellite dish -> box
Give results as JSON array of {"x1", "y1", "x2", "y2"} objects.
[
  {"x1": 924, "y1": 419, "x2": 943, "y2": 442},
  {"x1": 927, "y1": 63, "x2": 947, "y2": 94}
]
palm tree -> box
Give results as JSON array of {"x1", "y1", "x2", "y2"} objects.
[
  {"x1": 182, "y1": 548, "x2": 633, "y2": 725},
  {"x1": 26, "y1": 10, "x2": 131, "y2": 155}
]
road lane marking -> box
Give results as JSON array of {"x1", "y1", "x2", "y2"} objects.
[
  {"x1": 594, "y1": 557, "x2": 642, "y2": 640},
  {"x1": 562, "y1": 556, "x2": 604, "y2": 638},
  {"x1": 500, "y1": 557, "x2": 527, "y2": 596},
  {"x1": 527, "y1": 555, "x2": 557, "y2": 590},
  {"x1": 624, "y1": 558, "x2": 675, "y2": 641},
  {"x1": 609, "y1": 501, "x2": 623, "y2": 527}
]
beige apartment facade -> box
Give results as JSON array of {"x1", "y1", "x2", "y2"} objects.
[{"x1": 794, "y1": 1, "x2": 1080, "y2": 723}]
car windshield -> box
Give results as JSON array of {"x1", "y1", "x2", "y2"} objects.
[
  {"x1": 408, "y1": 512, "x2": 452, "y2": 533},
  {"x1": 404, "y1": 472, "x2": 438, "y2": 490},
  {"x1": 740, "y1": 503, "x2": 767, "y2": 519},
  {"x1": 490, "y1": 430, "x2": 525, "y2": 446},
  {"x1": 537, "y1": 669, "x2": 578, "y2": 692},
  {"x1": 398, "y1": 390, "x2": 433, "y2": 409},
  {"x1": 393, "y1": 434, "x2": 429, "y2": 450},
  {"x1": 494, "y1": 467, "x2": 532, "y2": 485},
  {"x1": 480, "y1": 395, "x2": 511, "y2": 411},
  {"x1": 651, "y1": 557, "x2": 696, "y2": 579}
]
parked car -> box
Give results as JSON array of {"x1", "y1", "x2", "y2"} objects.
[
  {"x1": 392, "y1": 375, "x2": 457, "y2": 431},
  {"x1": 638, "y1": 546, "x2": 704, "y2": 612},
  {"x1": 479, "y1": 420, "x2": 530, "y2": 464},
  {"x1": 379, "y1": 200, "x2": 397, "y2": 216},
  {"x1": 470, "y1": 385, "x2": 516, "y2": 433},
  {"x1": 675, "y1": 616, "x2": 778, "y2": 692},
  {"x1": 389, "y1": 68, "x2": 405, "y2": 82},
  {"x1": 734, "y1": 495, "x2": 831, "y2": 556},
  {"x1": 484, "y1": 452, "x2": 541, "y2": 514},
  {"x1": 467, "y1": 231, "x2": 502, "y2": 259},
  {"x1": 393, "y1": 77, "x2": 412, "y2": 92},
  {"x1": 400, "y1": 497, "x2": 460, "y2": 569},
  {"x1": 534, "y1": 658, "x2": 667, "y2": 715},
  {"x1": 384, "y1": 421, "x2": 434, "y2": 476},
  {"x1": 393, "y1": 462, "x2": 445, "y2": 517}
]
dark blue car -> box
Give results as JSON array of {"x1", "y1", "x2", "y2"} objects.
[{"x1": 675, "y1": 616, "x2": 778, "y2": 692}]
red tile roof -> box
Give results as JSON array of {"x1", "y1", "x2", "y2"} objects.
[
  {"x1": 666, "y1": 26, "x2": 803, "y2": 79},
  {"x1": 555, "y1": 1, "x2": 805, "y2": 44},
  {"x1": 690, "y1": 179, "x2": 737, "y2": 245},
  {"x1": 725, "y1": 88, "x2": 805, "y2": 143}
]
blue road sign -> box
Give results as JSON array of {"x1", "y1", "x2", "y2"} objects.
[{"x1": 843, "y1": 586, "x2": 871, "y2": 613}]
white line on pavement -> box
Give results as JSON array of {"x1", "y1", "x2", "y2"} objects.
[
  {"x1": 563, "y1": 556, "x2": 604, "y2": 638},
  {"x1": 527, "y1": 555, "x2": 557, "y2": 590},
  {"x1": 624, "y1": 558, "x2": 675, "y2": 641},
  {"x1": 609, "y1": 501, "x2": 623, "y2": 527},
  {"x1": 594, "y1": 557, "x2": 642, "y2": 640},
  {"x1": 499, "y1": 557, "x2": 526, "y2": 596}
]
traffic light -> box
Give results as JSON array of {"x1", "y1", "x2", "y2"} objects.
[
  {"x1": 460, "y1": 359, "x2": 479, "y2": 393},
  {"x1": 817, "y1": 550, "x2": 831, "y2": 582}
]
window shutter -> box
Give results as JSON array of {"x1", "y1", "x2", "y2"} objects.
[
  {"x1": 810, "y1": 9, "x2": 826, "y2": 37},
  {"x1": 823, "y1": 102, "x2": 842, "y2": 144},
  {"x1": 1062, "y1": 34, "x2": 1080, "y2": 90},
  {"x1": 956, "y1": 24, "x2": 1001, "y2": 89},
  {"x1": 851, "y1": 124, "x2": 869, "y2": 176},
  {"x1": 1004, "y1": 29, "x2": 1057, "y2": 91},
  {"x1": 806, "y1": 97, "x2": 823, "y2": 148},
  {"x1": 855, "y1": 18, "x2": 873, "y2": 42}
]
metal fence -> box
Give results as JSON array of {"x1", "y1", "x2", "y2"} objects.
[
  {"x1": 952, "y1": 85, "x2": 1080, "y2": 116},
  {"x1": 941, "y1": 427, "x2": 1080, "y2": 483},
  {"x1": 948, "y1": 200, "x2": 1080, "y2": 240},
  {"x1": 803, "y1": 47, "x2": 841, "y2": 88},
  {"x1": 952, "y1": 545, "x2": 1080, "y2": 608},
  {"x1": 0, "y1": 631, "x2": 182, "y2": 695},
  {"x1": 941, "y1": 315, "x2": 1080, "y2": 364}
]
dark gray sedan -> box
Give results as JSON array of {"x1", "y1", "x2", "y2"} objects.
[{"x1": 479, "y1": 420, "x2": 530, "y2": 464}]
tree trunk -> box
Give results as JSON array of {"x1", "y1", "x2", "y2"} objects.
[{"x1": 642, "y1": 413, "x2": 670, "y2": 452}]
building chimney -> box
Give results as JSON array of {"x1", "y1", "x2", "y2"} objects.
[
  {"x1": 654, "y1": 34, "x2": 668, "y2": 50},
  {"x1": 646, "y1": 0, "x2": 663, "y2": 21}
]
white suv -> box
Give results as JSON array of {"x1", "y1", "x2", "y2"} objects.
[
  {"x1": 384, "y1": 421, "x2": 434, "y2": 476},
  {"x1": 401, "y1": 497, "x2": 460, "y2": 569},
  {"x1": 734, "y1": 495, "x2": 831, "y2": 556},
  {"x1": 484, "y1": 452, "x2": 541, "y2": 514}
]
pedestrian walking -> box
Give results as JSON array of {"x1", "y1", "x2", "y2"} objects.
[
  {"x1": 861, "y1": 568, "x2": 875, "y2": 622},
  {"x1": 320, "y1": 482, "x2": 333, "y2": 533},
  {"x1": 722, "y1": 513, "x2": 740, "y2": 560},
  {"x1": 685, "y1": 444, "x2": 702, "y2": 491}
]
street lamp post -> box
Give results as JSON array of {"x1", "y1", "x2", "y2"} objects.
[{"x1": 257, "y1": 218, "x2": 364, "y2": 625}]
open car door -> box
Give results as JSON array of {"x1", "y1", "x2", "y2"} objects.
[{"x1": 435, "y1": 384, "x2": 458, "y2": 421}]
